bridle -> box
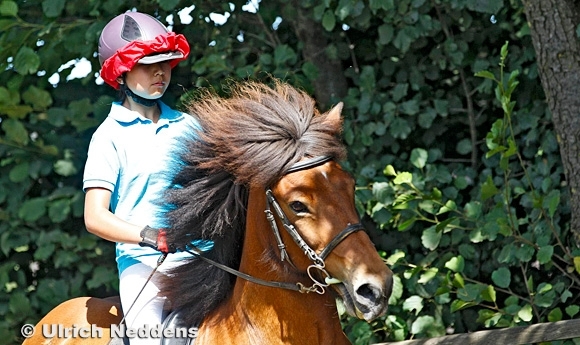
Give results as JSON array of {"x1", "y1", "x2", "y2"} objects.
[{"x1": 186, "y1": 155, "x2": 365, "y2": 294}]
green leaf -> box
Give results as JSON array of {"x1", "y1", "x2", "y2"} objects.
[
  {"x1": 369, "y1": 0, "x2": 394, "y2": 12},
  {"x1": 403, "y1": 295, "x2": 423, "y2": 315},
  {"x1": 398, "y1": 216, "x2": 416, "y2": 231},
  {"x1": 464, "y1": 201, "x2": 482, "y2": 218},
  {"x1": 54, "y1": 250, "x2": 78, "y2": 268},
  {"x1": 481, "y1": 312, "x2": 502, "y2": 327},
  {"x1": 393, "y1": 171, "x2": 412, "y2": 185},
  {"x1": 2, "y1": 118, "x2": 29, "y2": 145},
  {"x1": 86, "y1": 265, "x2": 117, "y2": 289},
  {"x1": 273, "y1": 45, "x2": 297, "y2": 66},
  {"x1": 34, "y1": 243, "x2": 56, "y2": 261},
  {"x1": 450, "y1": 299, "x2": 476, "y2": 312},
  {"x1": 481, "y1": 175, "x2": 499, "y2": 201},
  {"x1": 359, "y1": 66, "x2": 377, "y2": 92},
  {"x1": 485, "y1": 119, "x2": 504, "y2": 153},
  {"x1": 9, "y1": 162, "x2": 28, "y2": 183},
  {"x1": 383, "y1": 164, "x2": 397, "y2": 176},
  {"x1": 518, "y1": 304, "x2": 533, "y2": 322},
  {"x1": 301, "y1": 61, "x2": 318, "y2": 81},
  {"x1": 433, "y1": 99, "x2": 449, "y2": 116},
  {"x1": 481, "y1": 285, "x2": 496, "y2": 303},
  {"x1": 565, "y1": 305, "x2": 579, "y2": 318},
  {"x1": 0, "y1": 0, "x2": 18, "y2": 16},
  {"x1": 574, "y1": 257, "x2": 580, "y2": 274},
  {"x1": 47, "y1": 107, "x2": 69, "y2": 127},
  {"x1": 18, "y1": 197, "x2": 47, "y2": 222},
  {"x1": 22, "y1": 85, "x2": 53, "y2": 110},
  {"x1": 418, "y1": 267, "x2": 438, "y2": 284},
  {"x1": 560, "y1": 289, "x2": 573, "y2": 303},
  {"x1": 418, "y1": 108, "x2": 437, "y2": 128},
  {"x1": 9, "y1": 291, "x2": 31, "y2": 316},
  {"x1": 453, "y1": 273, "x2": 465, "y2": 288},
  {"x1": 156, "y1": 0, "x2": 180, "y2": 11},
  {"x1": 42, "y1": 0, "x2": 65, "y2": 17},
  {"x1": 475, "y1": 70, "x2": 496, "y2": 80},
  {"x1": 400, "y1": 99, "x2": 420, "y2": 115},
  {"x1": 393, "y1": 193, "x2": 415, "y2": 208},
  {"x1": 548, "y1": 308, "x2": 562, "y2": 322},
  {"x1": 393, "y1": 27, "x2": 413, "y2": 53},
  {"x1": 378, "y1": 24, "x2": 394, "y2": 45},
  {"x1": 457, "y1": 283, "x2": 485, "y2": 302},
  {"x1": 410, "y1": 315, "x2": 437, "y2": 335},
  {"x1": 389, "y1": 117, "x2": 412, "y2": 139},
  {"x1": 467, "y1": 0, "x2": 504, "y2": 14},
  {"x1": 54, "y1": 160, "x2": 78, "y2": 177},
  {"x1": 543, "y1": 190, "x2": 560, "y2": 218},
  {"x1": 410, "y1": 148, "x2": 428, "y2": 169},
  {"x1": 13, "y1": 47, "x2": 40, "y2": 75},
  {"x1": 421, "y1": 225, "x2": 441, "y2": 250},
  {"x1": 322, "y1": 10, "x2": 336, "y2": 31},
  {"x1": 500, "y1": 41, "x2": 509, "y2": 60},
  {"x1": 456, "y1": 138, "x2": 472, "y2": 155},
  {"x1": 388, "y1": 275, "x2": 403, "y2": 304},
  {"x1": 437, "y1": 200, "x2": 457, "y2": 215},
  {"x1": 386, "y1": 251, "x2": 406, "y2": 265},
  {"x1": 516, "y1": 243, "x2": 535, "y2": 262},
  {"x1": 536, "y1": 245, "x2": 553, "y2": 264},
  {"x1": 0, "y1": 104, "x2": 33, "y2": 119},
  {"x1": 491, "y1": 266, "x2": 511, "y2": 288},
  {"x1": 48, "y1": 199, "x2": 70, "y2": 223},
  {"x1": 534, "y1": 283, "x2": 556, "y2": 308},
  {"x1": 391, "y1": 83, "x2": 408, "y2": 102},
  {"x1": 445, "y1": 256, "x2": 465, "y2": 273}
]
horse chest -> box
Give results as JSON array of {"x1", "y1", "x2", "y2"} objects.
[{"x1": 196, "y1": 285, "x2": 349, "y2": 345}]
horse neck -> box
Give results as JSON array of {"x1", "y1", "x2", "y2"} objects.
[{"x1": 201, "y1": 186, "x2": 350, "y2": 344}]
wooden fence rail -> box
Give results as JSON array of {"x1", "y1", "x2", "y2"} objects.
[{"x1": 373, "y1": 319, "x2": 580, "y2": 345}]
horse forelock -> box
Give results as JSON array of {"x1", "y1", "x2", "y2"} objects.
[{"x1": 187, "y1": 80, "x2": 347, "y2": 188}]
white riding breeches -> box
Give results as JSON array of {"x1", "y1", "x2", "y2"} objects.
[{"x1": 118, "y1": 257, "x2": 184, "y2": 345}]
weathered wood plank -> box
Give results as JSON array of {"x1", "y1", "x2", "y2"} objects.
[{"x1": 373, "y1": 319, "x2": 580, "y2": 345}]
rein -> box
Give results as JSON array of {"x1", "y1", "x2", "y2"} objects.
[{"x1": 187, "y1": 156, "x2": 364, "y2": 294}]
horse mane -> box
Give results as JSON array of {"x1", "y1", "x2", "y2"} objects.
[{"x1": 159, "y1": 80, "x2": 347, "y2": 326}]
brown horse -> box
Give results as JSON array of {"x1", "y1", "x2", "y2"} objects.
[{"x1": 23, "y1": 80, "x2": 393, "y2": 345}]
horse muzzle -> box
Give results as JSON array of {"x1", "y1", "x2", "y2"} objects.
[{"x1": 334, "y1": 274, "x2": 392, "y2": 322}]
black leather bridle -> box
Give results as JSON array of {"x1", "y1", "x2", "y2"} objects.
[{"x1": 186, "y1": 156, "x2": 365, "y2": 294}]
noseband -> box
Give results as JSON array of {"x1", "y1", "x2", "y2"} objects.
[
  {"x1": 185, "y1": 155, "x2": 365, "y2": 294},
  {"x1": 265, "y1": 156, "x2": 365, "y2": 293}
]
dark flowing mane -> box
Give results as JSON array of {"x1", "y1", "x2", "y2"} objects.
[{"x1": 159, "y1": 80, "x2": 347, "y2": 325}]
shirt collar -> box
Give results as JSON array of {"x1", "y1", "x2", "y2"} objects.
[{"x1": 109, "y1": 101, "x2": 185, "y2": 124}]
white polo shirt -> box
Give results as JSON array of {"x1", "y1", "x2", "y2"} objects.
[{"x1": 83, "y1": 101, "x2": 208, "y2": 274}]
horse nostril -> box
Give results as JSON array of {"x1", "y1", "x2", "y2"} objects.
[
  {"x1": 356, "y1": 283, "x2": 381, "y2": 302},
  {"x1": 354, "y1": 283, "x2": 389, "y2": 321}
]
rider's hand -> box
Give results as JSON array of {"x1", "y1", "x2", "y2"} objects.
[{"x1": 139, "y1": 226, "x2": 175, "y2": 253}]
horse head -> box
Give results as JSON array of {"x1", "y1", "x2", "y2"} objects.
[{"x1": 265, "y1": 103, "x2": 393, "y2": 322}]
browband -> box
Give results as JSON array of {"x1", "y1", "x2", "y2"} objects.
[{"x1": 285, "y1": 156, "x2": 333, "y2": 174}]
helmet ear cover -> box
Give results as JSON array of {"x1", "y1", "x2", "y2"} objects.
[{"x1": 100, "y1": 32, "x2": 190, "y2": 89}]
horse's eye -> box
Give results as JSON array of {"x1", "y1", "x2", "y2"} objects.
[{"x1": 289, "y1": 201, "x2": 308, "y2": 213}]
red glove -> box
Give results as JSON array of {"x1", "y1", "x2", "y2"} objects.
[{"x1": 139, "y1": 226, "x2": 175, "y2": 253}]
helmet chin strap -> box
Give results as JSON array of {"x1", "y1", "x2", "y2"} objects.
[{"x1": 120, "y1": 84, "x2": 158, "y2": 107}]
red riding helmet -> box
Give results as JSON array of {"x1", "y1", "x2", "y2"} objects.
[{"x1": 98, "y1": 12, "x2": 190, "y2": 89}]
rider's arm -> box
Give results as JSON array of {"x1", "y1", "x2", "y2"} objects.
[{"x1": 84, "y1": 187, "x2": 143, "y2": 244}]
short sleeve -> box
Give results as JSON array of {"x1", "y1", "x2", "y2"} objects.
[{"x1": 83, "y1": 129, "x2": 120, "y2": 193}]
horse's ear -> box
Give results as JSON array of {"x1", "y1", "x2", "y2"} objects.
[{"x1": 324, "y1": 102, "x2": 344, "y2": 133}]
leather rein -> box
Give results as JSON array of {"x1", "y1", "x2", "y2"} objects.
[{"x1": 186, "y1": 155, "x2": 364, "y2": 294}]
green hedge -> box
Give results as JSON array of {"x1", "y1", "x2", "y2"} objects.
[{"x1": 0, "y1": 1, "x2": 579, "y2": 344}]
